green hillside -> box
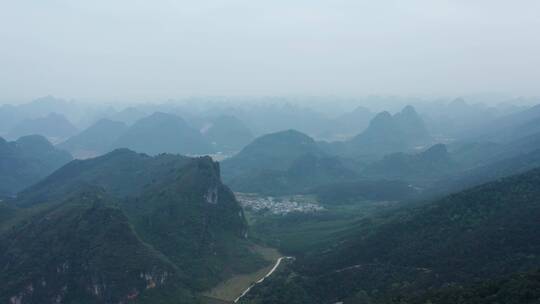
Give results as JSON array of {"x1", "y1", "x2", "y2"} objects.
[
  {"x1": 0, "y1": 187, "x2": 193, "y2": 304},
  {"x1": 15, "y1": 148, "x2": 192, "y2": 206},
  {"x1": 241, "y1": 166, "x2": 540, "y2": 303},
  {"x1": 1, "y1": 149, "x2": 267, "y2": 303},
  {"x1": 386, "y1": 269, "x2": 540, "y2": 304}
]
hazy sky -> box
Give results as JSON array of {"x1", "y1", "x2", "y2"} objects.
[{"x1": 1, "y1": 0, "x2": 539, "y2": 102}]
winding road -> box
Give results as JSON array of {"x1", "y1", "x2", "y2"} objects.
[{"x1": 233, "y1": 256, "x2": 294, "y2": 303}]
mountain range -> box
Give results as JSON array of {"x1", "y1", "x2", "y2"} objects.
[
  {"x1": 58, "y1": 112, "x2": 254, "y2": 158},
  {"x1": 3, "y1": 97, "x2": 540, "y2": 304}
]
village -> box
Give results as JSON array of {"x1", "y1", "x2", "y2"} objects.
[{"x1": 235, "y1": 193, "x2": 325, "y2": 215}]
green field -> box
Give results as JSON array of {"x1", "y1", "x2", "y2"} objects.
[
  {"x1": 202, "y1": 245, "x2": 281, "y2": 303},
  {"x1": 246, "y1": 200, "x2": 401, "y2": 256}
]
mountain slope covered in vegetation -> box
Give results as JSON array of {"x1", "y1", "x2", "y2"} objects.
[
  {"x1": 1, "y1": 149, "x2": 266, "y2": 303},
  {"x1": 241, "y1": 167, "x2": 540, "y2": 303}
]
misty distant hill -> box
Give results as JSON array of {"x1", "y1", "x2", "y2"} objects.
[
  {"x1": 349, "y1": 105, "x2": 431, "y2": 154},
  {"x1": 0, "y1": 96, "x2": 72, "y2": 129},
  {"x1": 0, "y1": 104, "x2": 20, "y2": 136},
  {"x1": 108, "y1": 106, "x2": 147, "y2": 125},
  {"x1": 6, "y1": 113, "x2": 78, "y2": 143},
  {"x1": 222, "y1": 129, "x2": 323, "y2": 178},
  {"x1": 58, "y1": 119, "x2": 128, "y2": 159},
  {"x1": 221, "y1": 130, "x2": 357, "y2": 194},
  {"x1": 429, "y1": 146, "x2": 540, "y2": 197},
  {"x1": 232, "y1": 103, "x2": 333, "y2": 138},
  {"x1": 200, "y1": 115, "x2": 254, "y2": 152},
  {"x1": 320, "y1": 105, "x2": 374, "y2": 140},
  {"x1": 0, "y1": 135, "x2": 72, "y2": 197},
  {"x1": 0, "y1": 96, "x2": 103, "y2": 135},
  {"x1": 310, "y1": 179, "x2": 418, "y2": 205},
  {"x1": 470, "y1": 103, "x2": 540, "y2": 143},
  {"x1": 307, "y1": 144, "x2": 456, "y2": 204},
  {"x1": 112, "y1": 112, "x2": 214, "y2": 156},
  {"x1": 324, "y1": 105, "x2": 432, "y2": 159},
  {"x1": 362, "y1": 143, "x2": 456, "y2": 181},
  {"x1": 421, "y1": 97, "x2": 502, "y2": 139},
  {"x1": 228, "y1": 153, "x2": 358, "y2": 195},
  {"x1": 444, "y1": 111, "x2": 540, "y2": 170}
]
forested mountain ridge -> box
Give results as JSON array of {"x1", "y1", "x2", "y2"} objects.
[
  {"x1": 15, "y1": 148, "x2": 192, "y2": 206},
  {"x1": 0, "y1": 187, "x2": 193, "y2": 304},
  {"x1": 0, "y1": 149, "x2": 266, "y2": 303}
]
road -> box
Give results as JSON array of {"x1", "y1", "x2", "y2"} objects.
[{"x1": 233, "y1": 256, "x2": 293, "y2": 303}]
